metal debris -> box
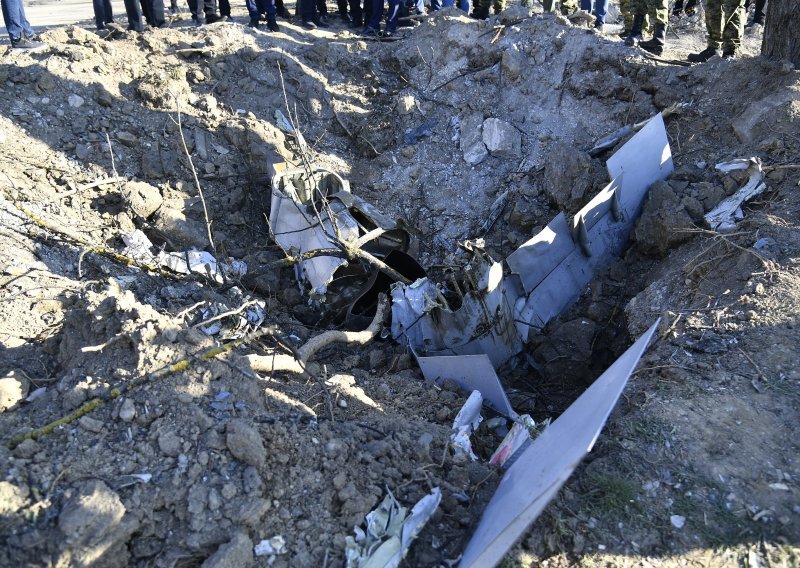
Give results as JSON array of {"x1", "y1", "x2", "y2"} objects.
[
  {"x1": 706, "y1": 158, "x2": 766, "y2": 231},
  {"x1": 451, "y1": 391, "x2": 484, "y2": 462},
  {"x1": 458, "y1": 320, "x2": 660, "y2": 568},
  {"x1": 345, "y1": 488, "x2": 442, "y2": 568},
  {"x1": 416, "y1": 353, "x2": 516, "y2": 417},
  {"x1": 254, "y1": 535, "x2": 287, "y2": 557}
]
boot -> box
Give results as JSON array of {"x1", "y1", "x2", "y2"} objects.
[
  {"x1": 624, "y1": 14, "x2": 644, "y2": 47},
  {"x1": 266, "y1": 14, "x2": 280, "y2": 31},
  {"x1": 639, "y1": 22, "x2": 665, "y2": 55}
]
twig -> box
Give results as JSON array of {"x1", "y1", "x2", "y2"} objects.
[
  {"x1": 737, "y1": 346, "x2": 767, "y2": 382},
  {"x1": 79, "y1": 176, "x2": 127, "y2": 191},
  {"x1": 169, "y1": 92, "x2": 216, "y2": 253},
  {"x1": 81, "y1": 334, "x2": 128, "y2": 353}
]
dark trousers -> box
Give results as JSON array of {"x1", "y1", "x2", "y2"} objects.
[
  {"x1": 93, "y1": 0, "x2": 113, "y2": 28},
  {"x1": 299, "y1": 0, "x2": 316, "y2": 20},
  {"x1": 123, "y1": 0, "x2": 145, "y2": 30},
  {"x1": 140, "y1": 0, "x2": 165, "y2": 25},
  {"x1": 367, "y1": 0, "x2": 399, "y2": 30},
  {"x1": 188, "y1": 0, "x2": 217, "y2": 21},
  {"x1": 245, "y1": 0, "x2": 275, "y2": 20},
  {"x1": 337, "y1": 0, "x2": 363, "y2": 22},
  {"x1": 218, "y1": 0, "x2": 230, "y2": 16}
]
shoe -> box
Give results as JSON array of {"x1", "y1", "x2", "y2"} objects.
[
  {"x1": 267, "y1": 19, "x2": 280, "y2": 31},
  {"x1": 248, "y1": 18, "x2": 260, "y2": 27},
  {"x1": 721, "y1": 49, "x2": 738, "y2": 60},
  {"x1": 10, "y1": 36, "x2": 47, "y2": 51},
  {"x1": 277, "y1": 7, "x2": 292, "y2": 18},
  {"x1": 639, "y1": 22, "x2": 665, "y2": 55},
  {"x1": 593, "y1": 20, "x2": 604, "y2": 33},
  {"x1": 350, "y1": 18, "x2": 363, "y2": 27},
  {"x1": 340, "y1": 13, "x2": 352, "y2": 23},
  {"x1": 687, "y1": 46, "x2": 720, "y2": 62},
  {"x1": 624, "y1": 14, "x2": 644, "y2": 46},
  {"x1": 302, "y1": 20, "x2": 316, "y2": 29},
  {"x1": 361, "y1": 26, "x2": 379, "y2": 36},
  {"x1": 744, "y1": 20, "x2": 763, "y2": 32},
  {"x1": 313, "y1": 17, "x2": 329, "y2": 27},
  {"x1": 380, "y1": 29, "x2": 393, "y2": 38}
]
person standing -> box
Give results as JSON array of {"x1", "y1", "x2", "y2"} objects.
[
  {"x1": 1, "y1": 0, "x2": 47, "y2": 49},
  {"x1": 625, "y1": 0, "x2": 668, "y2": 55},
  {"x1": 580, "y1": 0, "x2": 609, "y2": 31},
  {"x1": 688, "y1": 0, "x2": 745, "y2": 61},
  {"x1": 246, "y1": 0, "x2": 278, "y2": 29},
  {"x1": 744, "y1": 0, "x2": 766, "y2": 29},
  {"x1": 93, "y1": 0, "x2": 114, "y2": 30},
  {"x1": 139, "y1": 0, "x2": 165, "y2": 27}
]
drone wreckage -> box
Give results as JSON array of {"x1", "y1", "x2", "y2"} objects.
[{"x1": 264, "y1": 113, "x2": 674, "y2": 567}]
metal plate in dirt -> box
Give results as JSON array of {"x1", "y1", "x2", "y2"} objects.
[
  {"x1": 416, "y1": 354, "x2": 516, "y2": 417},
  {"x1": 458, "y1": 319, "x2": 661, "y2": 568}
]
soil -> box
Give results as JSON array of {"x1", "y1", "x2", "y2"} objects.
[{"x1": 0, "y1": 3, "x2": 798, "y2": 568}]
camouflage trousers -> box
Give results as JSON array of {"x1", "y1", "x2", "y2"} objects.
[
  {"x1": 477, "y1": 0, "x2": 504, "y2": 14},
  {"x1": 704, "y1": 0, "x2": 746, "y2": 50},
  {"x1": 628, "y1": 0, "x2": 668, "y2": 26},
  {"x1": 619, "y1": 0, "x2": 652, "y2": 30}
]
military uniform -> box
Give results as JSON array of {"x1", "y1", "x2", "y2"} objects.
[{"x1": 704, "y1": 0, "x2": 746, "y2": 53}]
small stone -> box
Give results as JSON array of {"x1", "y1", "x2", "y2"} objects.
[
  {"x1": 0, "y1": 481, "x2": 29, "y2": 515},
  {"x1": 460, "y1": 112, "x2": 488, "y2": 165},
  {"x1": 94, "y1": 87, "x2": 114, "y2": 107},
  {"x1": 79, "y1": 415, "x2": 104, "y2": 433},
  {"x1": 482, "y1": 118, "x2": 521, "y2": 158},
  {"x1": 397, "y1": 94, "x2": 416, "y2": 115},
  {"x1": 201, "y1": 532, "x2": 254, "y2": 568},
  {"x1": 117, "y1": 131, "x2": 138, "y2": 147},
  {"x1": 670, "y1": 514, "x2": 686, "y2": 529},
  {"x1": 119, "y1": 398, "x2": 136, "y2": 422},
  {"x1": 13, "y1": 438, "x2": 38, "y2": 459},
  {"x1": 123, "y1": 180, "x2": 163, "y2": 219},
  {"x1": 226, "y1": 420, "x2": 266, "y2": 467},
  {"x1": 337, "y1": 398, "x2": 348, "y2": 409},
  {"x1": 68, "y1": 94, "x2": 85, "y2": 108},
  {"x1": 208, "y1": 487, "x2": 222, "y2": 511},
  {"x1": 754, "y1": 283, "x2": 765, "y2": 295},
  {"x1": 58, "y1": 480, "x2": 125, "y2": 546},
  {"x1": 75, "y1": 143, "x2": 91, "y2": 161},
  {"x1": 0, "y1": 374, "x2": 28, "y2": 412},
  {"x1": 158, "y1": 430, "x2": 182, "y2": 457}
]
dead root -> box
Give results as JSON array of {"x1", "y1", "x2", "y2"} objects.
[{"x1": 246, "y1": 294, "x2": 389, "y2": 375}]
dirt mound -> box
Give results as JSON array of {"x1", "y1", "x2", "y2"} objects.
[{"x1": 1, "y1": 5, "x2": 798, "y2": 567}]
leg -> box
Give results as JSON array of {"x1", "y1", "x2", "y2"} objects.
[
  {"x1": 366, "y1": 0, "x2": 381, "y2": 29},
  {"x1": 104, "y1": 0, "x2": 114, "y2": 23},
  {"x1": 3, "y1": 0, "x2": 35, "y2": 37},
  {"x1": 148, "y1": 0, "x2": 165, "y2": 25},
  {"x1": 639, "y1": 0, "x2": 668, "y2": 53},
  {"x1": 349, "y1": 0, "x2": 362, "y2": 24},
  {"x1": 384, "y1": 0, "x2": 400, "y2": 30},
  {"x1": 124, "y1": 0, "x2": 145, "y2": 29},
  {"x1": 93, "y1": 0, "x2": 107, "y2": 28},
  {"x1": 704, "y1": 0, "x2": 723, "y2": 48},
  {"x1": 218, "y1": 0, "x2": 230, "y2": 16},
  {"x1": 593, "y1": 0, "x2": 608, "y2": 22},
  {"x1": 457, "y1": 0, "x2": 469, "y2": 12},
  {"x1": 721, "y1": 0, "x2": 745, "y2": 54}
]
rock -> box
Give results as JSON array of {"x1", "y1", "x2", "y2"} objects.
[
  {"x1": 732, "y1": 89, "x2": 800, "y2": 144},
  {"x1": 152, "y1": 207, "x2": 210, "y2": 250},
  {"x1": 397, "y1": 94, "x2": 416, "y2": 115},
  {"x1": 122, "y1": 181, "x2": 162, "y2": 219},
  {"x1": 75, "y1": 143, "x2": 91, "y2": 161},
  {"x1": 501, "y1": 48, "x2": 524, "y2": 82},
  {"x1": 460, "y1": 112, "x2": 488, "y2": 165},
  {"x1": 68, "y1": 94, "x2": 85, "y2": 108},
  {"x1": 116, "y1": 131, "x2": 138, "y2": 147},
  {"x1": 141, "y1": 147, "x2": 179, "y2": 179},
  {"x1": 59, "y1": 481, "x2": 125, "y2": 543},
  {"x1": 226, "y1": 420, "x2": 266, "y2": 467},
  {"x1": 670, "y1": 514, "x2": 686, "y2": 529},
  {"x1": 634, "y1": 180, "x2": 695, "y2": 256},
  {"x1": 202, "y1": 533, "x2": 254, "y2": 568},
  {"x1": 79, "y1": 415, "x2": 104, "y2": 433},
  {"x1": 94, "y1": 86, "x2": 114, "y2": 107},
  {"x1": 158, "y1": 429, "x2": 182, "y2": 457},
  {"x1": 543, "y1": 141, "x2": 604, "y2": 211},
  {"x1": 482, "y1": 118, "x2": 521, "y2": 159},
  {"x1": 0, "y1": 373, "x2": 28, "y2": 412},
  {"x1": 0, "y1": 481, "x2": 29, "y2": 514},
  {"x1": 119, "y1": 398, "x2": 136, "y2": 422}
]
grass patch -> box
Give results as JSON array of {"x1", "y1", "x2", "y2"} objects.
[{"x1": 581, "y1": 473, "x2": 641, "y2": 519}]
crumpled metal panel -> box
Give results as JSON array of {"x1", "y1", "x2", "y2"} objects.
[
  {"x1": 606, "y1": 112, "x2": 674, "y2": 220},
  {"x1": 269, "y1": 169, "x2": 357, "y2": 297},
  {"x1": 391, "y1": 261, "x2": 523, "y2": 369},
  {"x1": 506, "y1": 212, "x2": 574, "y2": 296},
  {"x1": 416, "y1": 353, "x2": 517, "y2": 417},
  {"x1": 458, "y1": 319, "x2": 661, "y2": 568}
]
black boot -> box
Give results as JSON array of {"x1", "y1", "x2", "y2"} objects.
[
  {"x1": 639, "y1": 22, "x2": 665, "y2": 55},
  {"x1": 625, "y1": 14, "x2": 644, "y2": 47},
  {"x1": 266, "y1": 14, "x2": 280, "y2": 30}
]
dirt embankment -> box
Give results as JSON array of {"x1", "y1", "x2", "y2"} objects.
[{"x1": 0, "y1": 7, "x2": 798, "y2": 568}]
